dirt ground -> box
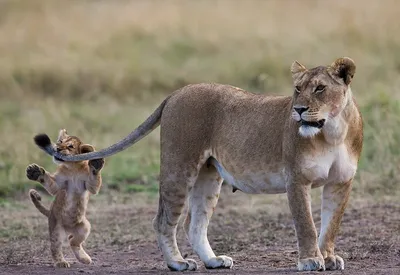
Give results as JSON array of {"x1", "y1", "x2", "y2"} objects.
[{"x1": 1, "y1": 185, "x2": 399, "y2": 275}]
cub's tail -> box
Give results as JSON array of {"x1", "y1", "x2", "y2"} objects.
[{"x1": 29, "y1": 189, "x2": 50, "y2": 217}]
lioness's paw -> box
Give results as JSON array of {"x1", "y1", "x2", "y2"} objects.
[
  {"x1": 205, "y1": 255, "x2": 233, "y2": 269},
  {"x1": 324, "y1": 255, "x2": 344, "y2": 270},
  {"x1": 298, "y1": 257, "x2": 325, "y2": 271},
  {"x1": 26, "y1": 164, "x2": 45, "y2": 181},
  {"x1": 55, "y1": 261, "x2": 70, "y2": 268},
  {"x1": 89, "y1": 158, "x2": 105, "y2": 173},
  {"x1": 167, "y1": 259, "x2": 197, "y2": 271},
  {"x1": 78, "y1": 255, "x2": 92, "y2": 265}
]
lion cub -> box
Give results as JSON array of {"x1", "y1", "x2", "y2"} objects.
[{"x1": 26, "y1": 129, "x2": 105, "y2": 268}]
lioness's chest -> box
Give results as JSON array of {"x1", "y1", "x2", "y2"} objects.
[{"x1": 301, "y1": 144, "x2": 357, "y2": 186}]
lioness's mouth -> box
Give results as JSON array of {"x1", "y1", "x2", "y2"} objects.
[{"x1": 300, "y1": 119, "x2": 325, "y2": 128}]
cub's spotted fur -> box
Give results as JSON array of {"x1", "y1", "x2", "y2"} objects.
[{"x1": 27, "y1": 129, "x2": 104, "y2": 268}]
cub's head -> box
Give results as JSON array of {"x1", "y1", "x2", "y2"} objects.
[
  {"x1": 290, "y1": 57, "x2": 356, "y2": 138},
  {"x1": 53, "y1": 129, "x2": 94, "y2": 164}
]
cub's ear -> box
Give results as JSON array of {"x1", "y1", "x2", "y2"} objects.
[
  {"x1": 57, "y1": 129, "x2": 68, "y2": 142},
  {"x1": 291, "y1": 61, "x2": 307, "y2": 79},
  {"x1": 80, "y1": 144, "x2": 95, "y2": 154},
  {"x1": 328, "y1": 57, "x2": 356, "y2": 85}
]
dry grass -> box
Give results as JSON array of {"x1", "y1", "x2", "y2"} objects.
[
  {"x1": 0, "y1": 0, "x2": 399, "y2": 197},
  {"x1": 1, "y1": 0, "x2": 400, "y2": 99}
]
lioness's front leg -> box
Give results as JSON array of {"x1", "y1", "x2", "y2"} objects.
[
  {"x1": 26, "y1": 164, "x2": 59, "y2": 195},
  {"x1": 286, "y1": 177, "x2": 325, "y2": 271},
  {"x1": 318, "y1": 180, "x2": 352, "y2": 270}
]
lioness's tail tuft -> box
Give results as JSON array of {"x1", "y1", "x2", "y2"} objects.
[
  {"x1": 29, "y1": 189, "x2": 50, "y2": 217},
  {"x1": 34, "y1": 134, "x2": 51, "y2": 148},
  {"x1": 33, "y1": 134, "x2": 57, "y2": 158}
]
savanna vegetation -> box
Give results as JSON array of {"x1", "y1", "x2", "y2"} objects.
[
  {"x1": 1, "y1": 1, "x2": 400, "y2": 273},
  {"x1": 0, "y1": 0, "x2": 399, "y2": 199}
]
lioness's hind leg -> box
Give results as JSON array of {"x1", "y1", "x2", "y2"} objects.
[
  {"x1": 153, "y1": 174, "x2": 197, "y2": 271},
  {"x1": 69, "y1": 219, "x2": 92, "y2": 265},
  {"x1": 318, "y1": 180, "x2": 352, "y2": 271},
  {"x1": 184, "y1": 165, "x2": 233, "y2": 269}
]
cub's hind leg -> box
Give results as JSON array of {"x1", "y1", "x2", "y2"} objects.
[
  {"x1": 69, "y1": 219, "x2": 92, "y2": 264},
  {"x1": 153, "y1": 169, "x2": 198, "y2": 271},
  {"x1": 49, "y1": 218, "x2": 69, "y2": 268},
  {"x1": 184, "y1": 165, "x2": 233, "y2": 269}
]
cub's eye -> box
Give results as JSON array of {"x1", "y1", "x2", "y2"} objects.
[
  {"x1": 68, "y1": 144, "x2": 74, "y2": 149},
  {"x1": 315, "y1": 85, "x2": 326, "y2": 93},
  {"x1": 294, "y1": 86, "x2": 301, "y2": 93}
]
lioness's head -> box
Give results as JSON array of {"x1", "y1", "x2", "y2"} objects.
[
  {"x1": 53, "y1": 129, "x2": 94, "y2": 164},
  {"x1": 290, "y1": 57, "x2": 356, "y2": 138}
]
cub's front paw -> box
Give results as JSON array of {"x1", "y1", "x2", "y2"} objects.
[
  {"x1": 26, "y1": 164, "x2": 45, "y2": 181},
  {"x1": 89, "y1": 158, "x2": 105, "y2": 174}
]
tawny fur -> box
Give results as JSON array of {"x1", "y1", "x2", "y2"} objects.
[
  {"x1": 27, "y1": 129, "x2": 105, "y2": 268},
  {"x1": 36, "y1": 58, "x2": 363, "y2": 272}
]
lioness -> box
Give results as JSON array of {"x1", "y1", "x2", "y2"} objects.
[
  {"x1": 34, "y1": 57, "x2": 363, "y2": 271},
  {"x1": 27, "y1": 129, "x2": 105, "y2": 267}
]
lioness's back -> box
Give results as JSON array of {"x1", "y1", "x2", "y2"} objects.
[
  {"x1": 161, "y1": 83, "x2": 292, "y2": 141},
  {"x1": 159, "y1": 83, "x2": 292, "y2": 171}
]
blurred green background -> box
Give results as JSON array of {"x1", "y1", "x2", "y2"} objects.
[{"x1": 0, "y1": 0, "x2": 399, "y2": 198}]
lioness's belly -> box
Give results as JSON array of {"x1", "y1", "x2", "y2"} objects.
[
  {"x1": 212, "y1": 159, "x2": 288, "y2": 194},
  {"x1": 211, "y1": 142, "x2": 357, "y2": 194}
]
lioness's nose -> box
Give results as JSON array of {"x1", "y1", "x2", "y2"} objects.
[
  {"x1": 294, "y1": 106, "x2": 309, "y2": 115},
  {"x1": 56, "y1": 147, "x2": 62, "y2": 152}
]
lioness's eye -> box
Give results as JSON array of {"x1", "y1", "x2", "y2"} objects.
[
  {"x1": 315, "y1": 85, "x2": 326, "y2": 92},
  {"x1": 295, "y1": 86, "x2": 301, "y2": 93},
  {"x1": 68, "y1": 144, "x2": 74, "y2": 149}
]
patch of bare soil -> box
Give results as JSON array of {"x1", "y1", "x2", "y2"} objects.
[{"x1": 1, "y1": 186, "x2": 399, "y2": 275}]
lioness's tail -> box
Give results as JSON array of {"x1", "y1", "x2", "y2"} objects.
[
  {"x1": 34, "y1": 96, "x2": 171, "y2": 162},
  {"x1": 29, "y1": 189, "x2": 50, "y2": 217}
]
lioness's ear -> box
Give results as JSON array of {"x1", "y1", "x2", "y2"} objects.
[
  {"x1": 328, "y1": 57, "x2": 356, "y2": 85},
  {"x1": 291, "y1": 61, "x2": 307, "y2": 78},
  {"x1": 80, "y1": 144, "x2": 95, "y2": 154},
  {"x1": 57, "y1": 129, "x2": 68, "y2": 142}
]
